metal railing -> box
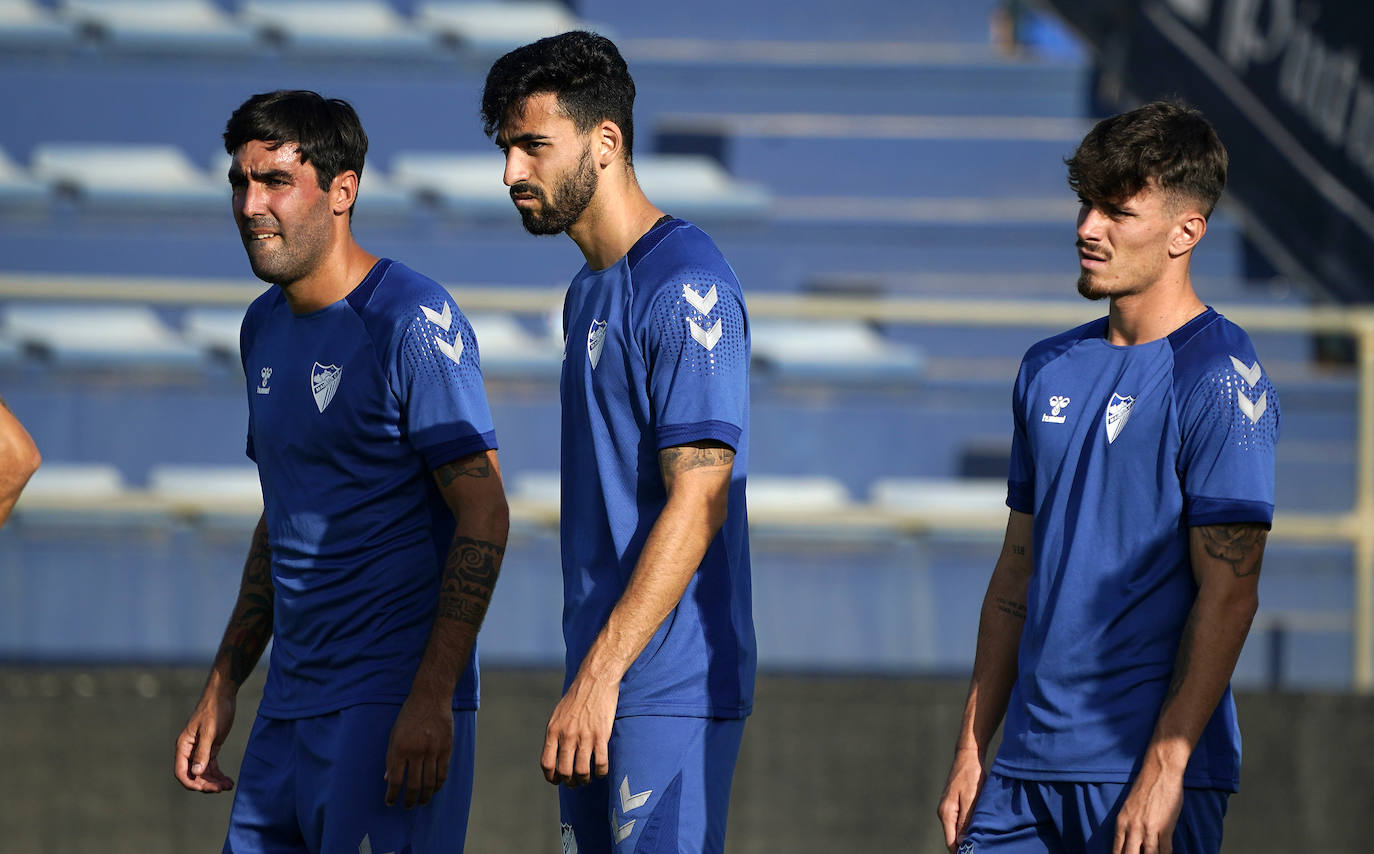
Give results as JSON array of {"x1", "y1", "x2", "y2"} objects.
[{"x1": 2, "y1": 273, "x2": 1371, "y2": 689}]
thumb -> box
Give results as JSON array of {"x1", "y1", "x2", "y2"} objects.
[{"x1": 190, "y1": 723, "x2": 216, "y2": 775}]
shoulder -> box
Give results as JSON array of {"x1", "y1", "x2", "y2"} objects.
[
  {"x1": 1167, "y1": 309, "x2": 1265, "y2": 390},
  {"x1": 629, "y1": 220, "x2": 742, "y2": 308},
  {"x1": 351, "y1": 260, "x2": 454, "y2": 324},
  {"x1": 241, "y1": 287, "x2": 284, "y2": 341},
  {"x1": 1018, "y1": 316, "x2": 1106, "y2": 379}
]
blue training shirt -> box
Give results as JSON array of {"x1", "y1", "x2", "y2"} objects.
[
  {"x1": 559, "y1": 217, "x2": 754, "y2": 719},
  {"x1": 240, "y1": 258, "x2": 497, "y2": 719},
  {"x1": 993, "y1": 308, "x2": 1279, "y2": 791}
]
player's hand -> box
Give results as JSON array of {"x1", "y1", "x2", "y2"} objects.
[
  {"x1": 541, "y1": 670, "x2": 619, "y2": 787},
  {"x1": 1113, "y1": 765, "x2": 1183, "y2": 854},
  {"x1": 936, "y1": 746, "x2": 986, "y2": 852},
  {"x1": 385, "y1": 693, "x2": 453, "y2": 808},
  {"x1": 173, "y1": 689, "x2": 237, "y2": 793}
]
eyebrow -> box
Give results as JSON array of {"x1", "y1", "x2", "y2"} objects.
[{"x1": 496, "y1": 131, "x2": 551, "y2": 147}]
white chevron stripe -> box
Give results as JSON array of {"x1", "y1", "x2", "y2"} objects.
[
  {"x1": 1229, "y1": 355, "x2": 1262, "y2": 388},
  {"x1": 436, "y1": 335, "x2": 463, "y2": 365},
  {"x1": 682, "y1": 283, "x2": 718, "y2": 316},
  {"x1": 619, "y1": 776, "x2": 652, "y2": 812},
  {"x1": 421, "y1": 301, "x2": 453, "y2": 332},
  {"x1": 688, "y1": 318, "x2": 722, "y2": 351},
  {"x1": 1237, "y1": 389, "x2": 1268, "y2": 423}
]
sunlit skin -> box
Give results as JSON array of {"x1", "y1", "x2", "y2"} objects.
[
  {"x1": 495, "y1": 91, "x2": 664, "y2": 271},
  {"x1": 228, "y1": 140, "x2": 376, "y2": 314},
  {"x1": 1075, "y1": 182, "x2": 1209, "y2": 346}
]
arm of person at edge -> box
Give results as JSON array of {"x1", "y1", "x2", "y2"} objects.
[
  {"x1": 1113, "y1": 522, "x2": 1266, "y2": 854},
  {"x1": 937, "y1": 509, "x2": 1034, "y2": 852},
  {"x1": 174, "y1": 512, "x2": 273, "y2": 793},
  {"x1": 0, "y1": 395, "x2": 40, "y2": 529},
  {"x1": 541, "y1": 439, "x2": 735, "y2": 787},
  {"x1": 384, "y1": 448, "x2": 509, "y2": 808}
]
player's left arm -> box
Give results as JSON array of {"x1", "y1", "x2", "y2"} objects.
[
  {"x1": 541, "y1": 439, "x2": 734, "y2": 787},
  {"x1": 0, "y1": 394, "x2": 40, "y2": 529},
  {"x1": 1114, "y1": 521, "x2": 1267, "y2": 854},
  {"x1": 384, "y1": 448, "x2": 509, "y2": 808}
]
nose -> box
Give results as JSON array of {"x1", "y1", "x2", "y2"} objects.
[
  {"x1": 236, "y1": 180, "x2": 269, "y2": 220},
  {"x1": 503, "y1": 150, "x2": 528, "y2": 188},
  {"x1": 1077, "y1": 204, "x2": 1105, "y2": 242}
]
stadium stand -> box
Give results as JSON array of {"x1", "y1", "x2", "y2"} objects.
[{"x1": 59, "y1": 0, "x2": 258, "y2": 54}]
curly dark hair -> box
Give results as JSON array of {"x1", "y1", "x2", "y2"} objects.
[
  {"x1": 223, "y1": 90, "x2": 367, "y2": 192},
  {"x1": 1067, "y1": 99, "x2": 1227, "y2": 217},
  {"x1": 480, "y1": 31, "x2": 636, "y2": 163}
]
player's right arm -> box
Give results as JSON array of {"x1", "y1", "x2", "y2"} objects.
[
  {"x1": 174, "y1": 512, "x2": 274, "y2": 793},
  {"x1": 937, "y1": 508, "x2": 1034, "y2": 852},
  {"x1": 0, "y1": 394, "x2": 40, "y2": 530}
]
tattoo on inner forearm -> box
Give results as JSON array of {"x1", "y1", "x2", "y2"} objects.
[
  {"x1": 995, "y1": 597, "x2": 1027, "y2": 620},
  {"x1": 1163, "y1": 609, "x2": 1199, "y2": 707},
  {"x1": 437, "y1": 536, "x2": 505, "y2": 628},
  {"x1": 1010, "y1": 545, "x2": 1026, "y2": 556},
  {"x1": 218, "y1": 526, "x2": 274, "y2": 685},
  {"x1": 435, "y1": 455, "x2": 492, "y2": 487},
  {"x1": 1200, "y1": 524, "x2": 1268, "y2": 578}
]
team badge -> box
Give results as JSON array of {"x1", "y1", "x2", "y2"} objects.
[
  {"x1": 311, "y1": 362, "x2": 342, "y2": 413},
  {"x1": 560, "y1": 822, "x2": 578, "y2": 854},
  {"x1": 958, "y1": 841, "x2": 975, "y2": 854},
  {"x1": 1104, "y1": 392, "x2": 1135, "y2": 444},
  {"x1": 587, "y1": 319, "x2": 607, "y2": 369}
]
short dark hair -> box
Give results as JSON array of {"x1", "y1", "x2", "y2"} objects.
[
  {"x1": 223, "y1": 90, "x2": 367, "y2": 191},
  {"x1": 1067, "y1": 99, "x2": 1227, "y2": 217},
  {"x1": 480, "y1": 31, "x2": 636, "y2": 162}
]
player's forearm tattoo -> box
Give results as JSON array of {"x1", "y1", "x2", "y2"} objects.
[
  {"x1": 216, "y1": 522, "x2": 274, "y2": 686},
  {"x1": 659, "y1": 446, "x2": 735, "y2": 479},
  {"x1": 1162, "y1": 608, "x2": 1199, "y2": 708},
  {"x1": 1010, "y1": 544, "x2": 1026, "y2": 556},
  {"x1": 436, "y1": 536, "x2": 505, "y2": 629},
  {"x1": 995, "y1": 597, "x2": 1027, "y2": 620},
  {"x1": 435, "y1": 454, "x2": 492, "y2": 487},
  {"x1": 1199, "y1": 523, "x2": 1268, "y2": 578}
]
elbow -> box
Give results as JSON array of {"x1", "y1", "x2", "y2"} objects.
[{"x1": 0, "y1": 435, "x2": 40, "y2": 499}]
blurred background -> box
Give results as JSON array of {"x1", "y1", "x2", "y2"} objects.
[{"x1": 1, "y1": 0, "x2": 1372, "y2": 851}]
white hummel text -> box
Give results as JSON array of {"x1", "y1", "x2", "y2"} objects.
[
  {"x1": 311, "y1": 362, "x2": 342, "y2": 413},
  {"x1": 682, "y1": 283, "x2": 718, "y2": 316},
  {"x1": 358, "y1": 834, "x2": 395, "y2": 854},
  {"x1": 1104, "y1": 392, "x2": 1135, "y2": 444},
  {"x1": 1229, "y1": 355, "x2": 1262, "y2": 387},
  {"x1": 257, "y1": 366, "x2": 272, "y2": 395},
  {"x1": 688, "y1": 317, "x2": 722, "y2": 350},
  {"x1": 1041, "y1": 394, "x2": 1070, "y2": 423},
  {"x1": 421, "y1": 301, "x2": 453, "y2": 332}
]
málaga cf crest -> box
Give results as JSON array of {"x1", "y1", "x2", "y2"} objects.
[
  {"x1": 311, "y1": 362, "x2": 342, "y2": 413},
  {"x1": 1104, "y1": 392, "x2": 1135, "y2": 444},
  {"x1": 587, "y1": 319, "x2": 608, "y2": 370}
]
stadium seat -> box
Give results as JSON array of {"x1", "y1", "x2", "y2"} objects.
[
  {"x1": 869, "y1": 477, "x2": 1007, "y2": 514},
  {"x1": 180, "y1": 307, "x2": 245, "y2": 361},
  {"x1": 19, "y1": 462, "x2": 127, "y2": 502},
  {"x1": 238, "y1": 0, "x2": 442, "y2": 58},
  {"x1": 746, "y1": 475, "x2": 853, "y2": 513},
  {"x1": 749, "y1": 318, "x2": 924, "y2": 380},
  {"x1": 30, "y1": 143, "x2": 224, "y2": 212},
  {"x1": 466, "y1": 311, "x2": 561, "y2": 376},
  {"x1": 0, "y1": 145, "x2": 48, "y2": 213},
  {"x1": 146, "y1": 463, "x2": 262, "y2": 510},
  {"x1": 59, "y1": 0, "x2": 258, "y2": 53},
  {"x1": 0, "y1": 0, "x2": 76, "y2": 51},
  {"x1": 2, "y1": 303, "x2": 205, "y2": 368},
  {"x1": 414, "y1": 1, "x2": 587, "y2": 54}
]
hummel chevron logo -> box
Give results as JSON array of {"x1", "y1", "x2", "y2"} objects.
[
  {"x1": 1237, "y1": 389, "x2": 1268, "y2": 424},
  {"x1": 421, "y1": 301, "x2": 453, "y2": 332},
  {"x1": 1229, "y1": 355, "x2": 1262, "y2": 387},
  {"x1": 358, "y1": 834, "x2": 395, "y2": 854},
  {"x1": 682, "y1": 283, "x2": 718, "y2": 316},
  {"x1": 613, "y1": 816, "x2": 635, "y2": 844},
  {"x1": 688, "y1": 318, "x2": 722, "y2": 350},
  {"x1": 619, "y1": 776, "x2": 652, "y2": 812},
  {"x1": 435, "y1": 334, "x2": 463, "y2": 365}
]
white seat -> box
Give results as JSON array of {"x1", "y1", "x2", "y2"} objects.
[
  {"x1": 20, "y1": 463, "x2": 127, "y2": 501},
  {"x1": 60, "y1": 0, "x2": 257, "y2": 52},
  {"x1": 747, "y1": 475, "x2": 852, "y2": 513},
  {"x1": 0, "y1": 0, "x2": 76, "y2": 49},
  {"x1": 466, "y1": 311, "x2": 561, "y2": 374},
  {"x1": 869, "y1": 477, "x2": 1007, "y2": 513},
  {"x1": 239, "y1": 0, "x2": 439, "y2": 57},
  {"x1": 415, "y1": 1, "x2": 584, "y2": 52},
  {"x1": 3, "y1": 303, "x2": 204, "y2": 367},
  {"x1": 0, "y1": 145, "x2": 48, "y2": 210},
  {"x1": 507, "y1": 470, "x2": 559, "y2": 506},
  {"x1": 31, "y1": 143, "x2": 223, "y2": 210},
  {"x1": 147, "y1": 464, "x2": 262, "y2": 505},
  {"x1": 182, "y1": 308, "x2": 244, "y2": 359},
  {"x1": 750, "y1": 318, "x2": 924, "y2": 380}
]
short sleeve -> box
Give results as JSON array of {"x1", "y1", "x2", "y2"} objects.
[
  {"x1": 1007, "y1": 360, "x2": 1035, "y2": 513},
  {"x1": 1178, "y1": 354, "x2": 1279, "y2": 527},
  {"x1": 644, "y1": 276, "x2": 748, "y2": 451},
  {"x1": 395, "y1": 298, "x2": 498, "y2": 470},
  {"x1": 241, "y1": 306, "x2": 257, "y2": 462}
]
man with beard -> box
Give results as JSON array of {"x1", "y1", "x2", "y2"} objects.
[
  {"x1": 481, "y1": 31, "x2": 754, "y2": 854},
  {"x1": 936, "y1": 100, "x2": 1278, "y2": 854},
  {"x1": 173, "y1": 90, "x2": 508, "y2": 854}
]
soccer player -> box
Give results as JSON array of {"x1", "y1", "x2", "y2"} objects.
[
  {"x1": 482, "y1": 32, "x2": 754, "y2": 854},
  {"x1": 0, "y1": 396, "x2": 40, "y2": 528},
  {"x1": 172, "y1": 90, "x2": 508, "y2": 854},
  {"x1": 936, "y1": 100, "x2": 1279, "y2": 854}
]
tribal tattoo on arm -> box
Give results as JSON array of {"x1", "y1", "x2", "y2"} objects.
[
  {"x1": 1197, "y1": 523, "x2": 1268, "y2": 578},
  {"x1": 432, "y1": 453, "x2": 507, "y2": 633},
  {"x1": 215, "y1": 516, "x2": 274, "y2": 687},
  {"x1": 658, "y1": 442, "x2": 735, "y2": 489}
]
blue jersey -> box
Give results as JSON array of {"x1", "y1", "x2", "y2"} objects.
[
  {"x1": 993, "y1": 308, "x2": 1279, "y2": 790},
  {"x1": 559, "y1": 218, "x2": 754, "y2": 719},
  {"x1": 240, "y1": 259, "x2": 497, "y2": 718}
]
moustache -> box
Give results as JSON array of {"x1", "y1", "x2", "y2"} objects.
[
  {"x1": 510, "y1": 183, "x2": 545, "y2": 201},
  {"x1": 1076, "y1": 239, "x2": 1110, "y2": 259}
]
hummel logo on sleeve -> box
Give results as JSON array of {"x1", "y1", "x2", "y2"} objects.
[
  {"x1": 420, "y1": 301, "x2": 453, "y2": 332},
  {"x1": 688, "y1": 317, "x2": 723, "y2": 351},
  {"x1": 420, "y1": 302, "x2": 462, "y2": 364},
  {"x1": 682, "y1": 283, "x2": 718, "y2": 316},
  {"x1": 1229, "y1": 355, "x2": 1267, "y2": 423},
  {"x1": 257, "y1": 366, "x2": 273, "y2": 395},
  {"x1": 1229, "y1": 355, "x2": 1262, "y2": 387}
]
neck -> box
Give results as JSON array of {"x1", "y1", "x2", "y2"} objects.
[
  {"x1": 280, "y1": 237, "x2": 379, "y2": 315},
  {"x1": 1105, "y1": 271, "x2": 1206, "y2": 346},
  {"x1": 566, "y1": 168, "x2": 665, "y2": 271}
]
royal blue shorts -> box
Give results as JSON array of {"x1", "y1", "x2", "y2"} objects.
[
  {"x1": 223, "y1": 703, "x2": 475, "y2": 854},
  {"x1": 961, "y1": 771, "x2": 1228, "y2": 854},
  {"x1": 558, "y1": 716, "x2": 746, "y2": 854}
]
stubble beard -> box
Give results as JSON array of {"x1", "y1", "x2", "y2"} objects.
[
  {"x1": 516, "y1": 145, "x2": 599, "y2": 236},
  {"x1": 241, "y1": 200, "x2": 334, "y2": 288}
]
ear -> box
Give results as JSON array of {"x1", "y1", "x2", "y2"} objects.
[
  {"x1": 331, "y1": 170, "x2": 359, "y2": 216},
  {"x1": 1169, "y1": 210, "x2": 1207, "y2": 258},
  {"x1": 593, "y1": 120, "x2": 623, "y2": 168}
]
